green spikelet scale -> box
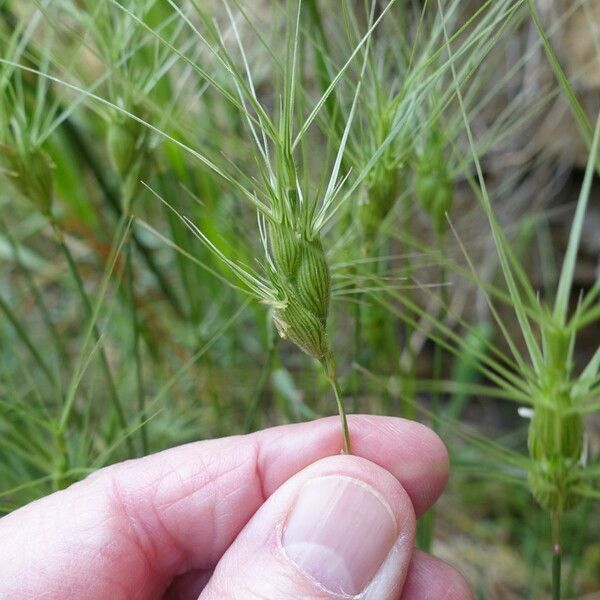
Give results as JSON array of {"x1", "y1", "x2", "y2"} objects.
[
  {"x1": 107, "y1": 118, "x2": 143, "y2": 180},
  {"x1": 296, "y1": 238, "x2": 330, "y2": 321},
  {"x1": 273, "y1": 296, "x2": 329, "y2": 359},
  {"x1": 527, "y1": 323, "x2": 585, "y2": 512},
  {"x1": 529, "y1": 403, "x2": 583, "y2": 463},
  {"x1": 270, "y1": 224, "x2": 300, "y2": 279},
  {"x1": 528, "y1": 402, "x2": 584, "y2": 511},
  {"x1": 268, "y1": 218, "x2": 331, "y2": 360}
]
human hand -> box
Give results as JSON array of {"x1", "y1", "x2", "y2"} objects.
[{"x1": 0, "y1": 415, "x2": 472, "y2": 599}]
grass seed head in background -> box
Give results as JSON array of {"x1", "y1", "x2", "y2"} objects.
[
  {"x1": 414, "y1": 126, "x2": 454, "y2": 239},
  {"x1": 322, "y1": 4, "x2": 411, "y2": 256},
  {"x1": 527, "y1": 319, "x2": 585, "y2": 513},
  {"x1": 358, "y1": 104, "x2": 405, "y2": 253},
  {"x1": 323, "y1": 0, "x2": 493, "y2": 257},
  {"x1": 67, "y1": 0, "x2": 190, "y2": 208},
  {"x1": 444, "y1": 14, "x2": 600, "y2": 589},
  {"x1": 0, "y1": 141, "x2": 55, "y2": 218},
  {"x1": 106, "y1": 110, "x2": 148, "y2": 181},
  {"x1": 0, "y1": 39, "x2": 55, "y2": 218}
]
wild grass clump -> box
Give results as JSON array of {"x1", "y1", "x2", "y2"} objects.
[{"x1": 404, "y1": 7, "x2": 600, "y2": 592}]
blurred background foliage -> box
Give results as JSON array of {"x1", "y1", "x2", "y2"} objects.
[{"x1": 0, "y1": 1, "x2": 599, "y2": 597}]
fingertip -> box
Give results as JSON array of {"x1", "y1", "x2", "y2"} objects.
[
  {"x1": 401, "y1": 550, "x2": 473, "y2": 600},
  {"x1": 237, "y1": 415, "x2": 450, "y2": 518},
  {"x1": 347, "y1": 415, "x2": 450, "y2": 515}
]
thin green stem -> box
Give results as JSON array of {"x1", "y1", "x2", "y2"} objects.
[
  {"x1": 378, "y1": 239, "x2": 400, "y2": 415},
  {"x1": 0, "y1": 293, "x2": 59, "y2": 390},
  {"x1": 432, "y1": 259, "x2": 448, "y2": 431},
  {"x1": 553, "y1": 551, "x2": 561, "y2": 600},
  {"x1": 419, "y1": 240, "x2": 447, "y2": 553},
  {"x1": 0, "y1": 215, "x2": 68, "y2": 363},
  {"x1": 351, "y1": 290, "x2": 362, "y2": 414},
  {"x1": 399, "y1": 359, "x2": 417, "y2": 420},
  {"x1": 52, "y1": 221, "x2": 134, "y2": 455},
  {"x1": 399, "y1": 193, "x2": 416, "y2": 419},
  {"x1": 417, "y1": 510, "x2": 435, "y2": 553},
  {"x1": 564, "y1": 498, "x2": 594, "y2": 596},
  {"x1": 552, "y1": 511, "x2": 562, "y2": 600},
  {"x1": 323, "y1": 353, "x2": 351, "y2": 455},
  {"x1": 126, "y1": 236, "x2": 148, "y2": 455},
  {"x1": 432, "y1": 340, "x2": 443, "y2": 419},
  {"x1": 51, "y1": 427, "x2": 71, "y2": 492}
]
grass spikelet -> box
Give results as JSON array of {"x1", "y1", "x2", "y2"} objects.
[
  {"x1": 527, "y1": 320, "x2": 585, "y2": 514},
  {"x1": 414, "y1": 126, "x2": 454, "y2": 238},
  {"x1": 0, "y1": 142, "x2": 54, "y2": 217}
]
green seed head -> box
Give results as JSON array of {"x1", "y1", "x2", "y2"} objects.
[
  {"x1": 106, "y1": 115, "x2": 151, "y2": 210},
  {"x1": 359, "y1": 163, "x2": 401, "y2": 246},
  {"x1": 528, "y1": 318, "x2": 584, "y2": 513},
  {"x1": 527, "y1": 399, "x2": 584, "y2": 512},
  {"x1": 106, "y1": 117, "x2": 145, "y2": 180},
  {"x1": 415, "y1": 130, "x2": 453, "y2": 237},
  {"x1": 1, "y1": 145, "x2": 54, "y2": 216},
  {"x1": 273, "y1": 294, "x2": 329, "y2": 359},
  {"x1": 268, "y1": 219, "x2": 331, "y2": 359}
]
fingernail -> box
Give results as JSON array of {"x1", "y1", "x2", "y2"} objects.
[{"x1": 282, "y1": 475, "x2": 397, "y2": 595}]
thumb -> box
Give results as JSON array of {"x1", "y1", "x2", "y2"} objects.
[{"x1": 200, "y1": 454, "x2": 416, "y2": 599}]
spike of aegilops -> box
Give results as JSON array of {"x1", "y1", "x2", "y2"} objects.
[
  {"x1": 106, "y1": 115, "x2": 151, "y2": 209},
  {"x1": 357, "y1": 107, "x2": 405, "y2": 251},
  {"x1": 528, "y1": 405, "x2": 584, "y2": 512},
  {"x1": 415, "y1": 129, "x2": 453, "y2": 237},
  {"x1": 528, "y1": 322, "x2": 585, "y2": 512},
  {"x1": 106, "y1": 117, "x2": 144, "y2": 181},
  {"x1": 0, "y1": 144, "x2": 54, "y2": 217},
  {"x1": 359, "y1": 162, "x2": 401, "y2": 249}
]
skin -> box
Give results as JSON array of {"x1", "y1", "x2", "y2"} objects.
[{"x1": 0, "y1": 415, "x2": 473, "y2": 599}]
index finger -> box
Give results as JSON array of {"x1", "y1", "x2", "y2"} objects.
[{"x1": 0, "y1": 415, "x2": 448, "y2": 599}]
